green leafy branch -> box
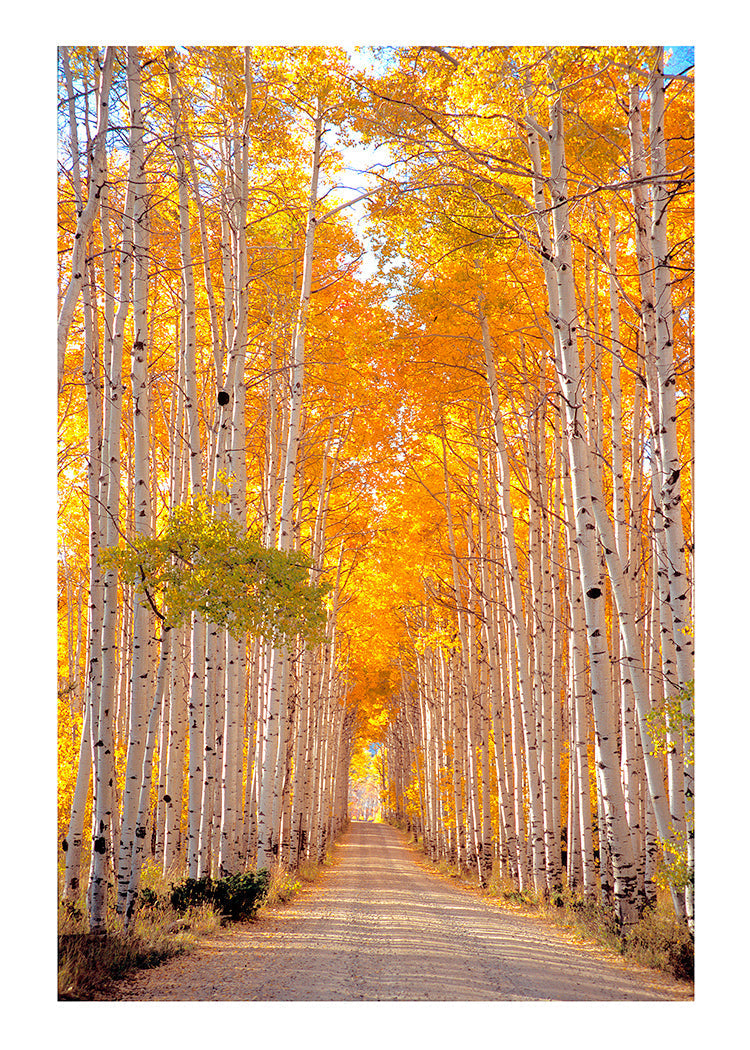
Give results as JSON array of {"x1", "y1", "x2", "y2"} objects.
[
  {"x1": 654, "y1": 828, "x2": 693, "y2": 894},
  {"x1": 645, "y1": 680, "x2": 695, "y2": 895},
  {"x1": 100, "y1": 494, "x2": 330, "y2": 647},
  {"x1": 645, "y1": 679, "x2": 694, "y2": 766}
]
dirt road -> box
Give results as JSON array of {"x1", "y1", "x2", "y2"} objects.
[{"x1": 112, "y1": 821, "x2": 692, "y2": 1001}]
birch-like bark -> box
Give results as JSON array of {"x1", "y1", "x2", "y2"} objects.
[
  {"x1": 546, "y1": 96, "x2": 639, "y2": 926},
  {"x1": 242, "y1": 637, "x2": 262, "y2": 866},
  {"x1": 123, "y1": 629, "x2": 172, "y2": 924},
  {"x1": 471, "y1": 423, "x2": 497, "y2": 883},
  {"x1": 527, "y1": 379, "x2": 559, "y2": 892},
  {"x1": 549, "y1": 427, "x2": 564, "y2": 882},
  {"x1": 162, "y1": 361, "x2": 189, "y2": 873},
  {"x1": 257, "y1": 98, "x2": 324, "y2": 869},
  {"x1": 607, "y1": 222, "x2": 643, "y2": 865},
  {"x1": 63, "y1": 201, "x2": 103, "y2": 900},
  {"x1": 648, "y1": 48, "x2": 694, "y2": 928},
  {"x1": 186, "y1": 613, "x2": 206, "y2": 880},
  {"x1": 163, "y1": 624, "x2": 188, "y2": 872},
  {"x1": 492, "y1": 554, "x2": 518, "y2": 882},
  {"x1": 58, "y1": 47, "x2": 114, "y2": 393},
  {"x1": 168, "y1": 51, "x2": 205, "y2": 877},
  {"x1": 198, "y1": 622, "x2": 222, "y2": 877},
  {"x1": 88, "y1": 72, "x2": 143, "y2": 929},
  {"x1": 116, "y1": 47, "x2": 154, "y2": 916},
  {"x1": 278, "y1": 100, "x2": 323, "y2": 552},
  {"x1": 478, "y1": 302, "x2": 545, "y2": 891},
  {"x1": 449, "y1": 651, "x2": 467, "y2": 871},
  {"x1": 62, "y1": 699, "x2": 92, "y2": 900},
  {"x1": 290, "y1": 646, "x2": 312, "y2": 865},
  {"x1": 184, "y1": 119, "x2": 225, "y2": 390},
  {"x1": 583, "y1": 405, "x2": 686, "y2": 917},
  {"x1": 561, "y1": 459, "x2": 596, "y2": 896},
  {"x1": 439, "y1": 430, "x2": 478, "y2": 872},
  {"x1": 168, "y1": 52, "x2": 201, "y2": 497}
]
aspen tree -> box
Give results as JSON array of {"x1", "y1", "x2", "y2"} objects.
[
  {"x1": 162, "y1": 364, "x2": 190, "y2": 873},
  {"x1": 475, "y1": 420, "x2": 509, "y2": 877},
  {"x1": 124, "y1": 629, "x2": 172, "y2": 923},
  {"x1": 439, "y1": 429, "x2": 479, "y2": 873},
  {"x1": 538, "y1": 91, "x2": 640, "y2": 925},
  {"x1": 58, "y1": 47, "x2": 114, "y2": 394},
  {"x1": 469, "y1": 425, "x2": 495, "y2": 883},
  {"x1": 88, "y1": 62, "x2": 145, "y2": 929},
  {"x1": 166, "y1": 50, "x2": 206, "y2": 879},
  {"x1": 562, "y1": 460, "x2": 596, "y2": 896},
  {"x1": 198, "y1": 623, "x2": 221, "y2": 877},
  {"x1": 242, "y1": 636, "x2": 263, "y2": 866},
  {"x1": 61, "y1": 74, "x2": 104, "y2": 899},
  {"x1": 217, "y1": 48, "x2": 253, "y2": 877},
  {"x1": 449, "y1": 649, "x2": 468, "y2": 871},
  {"x1": 257, "y1": 97, "x2": 324, "y2": 868},
  {"x1": 549, "y1": 429, "x2": 564, "y2": 881},
  {"x1": 478, "y1": 301, "x2": 545, "y2": 892},
  {"x1": 163, "y1": 624, "x2": 189, "y2": 871},
  {"x1": 493, "y1": 564, "x2": 519, "y2": 883},
  {"x1": 648, "y1": 48, "x2": 694, "y2": 928},
  {"x1": 523, "y1": 372, "x2": 560, "y2": 893},
  {"x1": 62, "y1": 700, "x2": 93, "y2": 900},
  {"x1": 116, "y1": 47, "x2": 154, "y2": 916}
]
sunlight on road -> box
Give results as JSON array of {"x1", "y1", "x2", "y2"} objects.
[{"x1": 115, "y1": 821, "x2": 692, "y2": 1002}]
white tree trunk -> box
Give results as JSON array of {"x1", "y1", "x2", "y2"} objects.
[
  {"x1": 88, "y1": 73, "x2": 142, "y2": 929},
  {"x1": 58, "y1": 47, "x2": 114, "y2": 393},
  {"x1": 163, "y1": 623, "x2": 189, "y2": 872},
  {"x1": 648, "y1": 48, "x2": 694, "y2": 929},
  {"x1": 168, "y1": 52, "x2": 205, "y2": 879},
  {"x1": 63, "y1": 163, "x2": 104, "y2": 901},
  {"x1": 116, "y1": 47, "x2": 154, "y2": 916},
  {"x1": 478, "y1": 302, "x2": 545, "y2": 892},
  {"x1": 186, "y1": 613, "x2": 206, "y2": 880},
  {"x1": 561, "y1": 460, "x2": 596, "y2": 897},
  {"x1": 124, "y1": 629, "x2": 172, "y2": 924},
  {"x1": 546, "y1": 98, "x2": 639, "y2": 926},
  {"x1": 257, "y1": 98, "x2": 324, "y2": 869}
]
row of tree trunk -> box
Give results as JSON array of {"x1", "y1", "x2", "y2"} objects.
[
  {"x1": 58, "y1": 47, "x2": 356, "y2": 932},
  {"x1": 379, "y1": 50, "x2": 693, "y2": 932},
  {"x1": 57, "y1": 45, "x2": 693, "y2": 939}
]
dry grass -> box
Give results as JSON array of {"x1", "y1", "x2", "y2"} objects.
[
  {"x1": 487, "y1": 875, "x2": 694, "y2": 981},
  {"x1": 57, "y1": 859, "x2": 225, "y2": 1000},
  {"x1": 264, "y1": 865, "x2": 302, "y2": 906},
  {"x1": 58, "y1": 893, "x2": 221, "y2": 1000},
  {"x1": 418, "y1": 854, "x2": 694, "y2": 983},
  {"x1": 58, "y1": 847, "x2": 337, "y2": 999},
  {"x1": 622, "y1": 900, "x2": 694, "y2": 980},
  {"x1": 261, "y1": 852, "x2": 330, "y2": 909}
]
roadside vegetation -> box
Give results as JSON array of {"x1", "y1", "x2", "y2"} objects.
[
  {"x1": 489, "y1": 874, "x2": 693, "y2": 981},
  {"x1": 58, "y1": 855, "x2": 328, "y2": 1000},
  {"x1": 419, "y1": 846, "x2": 694, "y2": 983}
]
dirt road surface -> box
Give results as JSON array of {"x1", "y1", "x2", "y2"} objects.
[{"x1": 111, "y1": 821, "x2": 692, "y2": 1002}]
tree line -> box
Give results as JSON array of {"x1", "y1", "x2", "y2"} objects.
[{"x1": 367, "y1": 45, "x2": 694, "y2": 931}]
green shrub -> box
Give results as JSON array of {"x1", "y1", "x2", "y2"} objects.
[
  {"x1": 169, "y1": 870, "x2": 270, "y2": 921},
  {"x1": 168, "y1": 875, "x2": 216, "y2": 913},
  {"x1": 138, "y1": 886, "x2": 159, "y2": 908},
  {"x1": 214, "y1": 871, "x2": 270, "y2": 920}
]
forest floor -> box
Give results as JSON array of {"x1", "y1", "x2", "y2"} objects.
[{"x1": 104, "y1": 821, "x2": 693, "y2": 1001}]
